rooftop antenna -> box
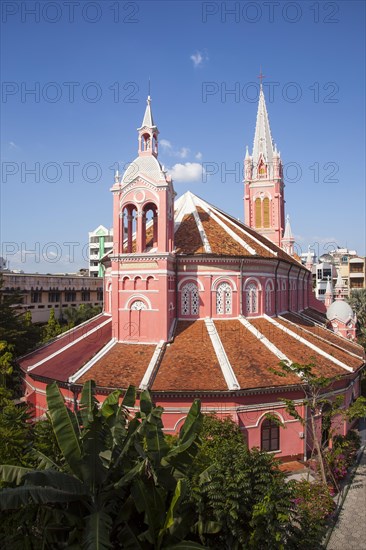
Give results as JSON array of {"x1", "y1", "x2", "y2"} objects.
[{"x1": 148, "y1": 77, "x2": 151, "y2": 97}]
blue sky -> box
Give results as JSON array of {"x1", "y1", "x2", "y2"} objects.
[{"x1": 1, "y1": 0, "x2": 365, "y2": 273}]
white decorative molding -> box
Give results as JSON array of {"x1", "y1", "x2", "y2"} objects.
[
  {"x1": 125, "y1": 294, "x2": 153, "y2": 309},
  {"x1": 177, "y1": 277, "x2": 205, "y2": 291},
  {"x1": 211, "y1": 276, "x2": 238, "y2": 292}
]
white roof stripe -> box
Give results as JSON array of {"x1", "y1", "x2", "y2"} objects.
[
  {"x1": 264, "y1": 314, "x2": 353, "y2": 373},
  {"x1": 195, "y1": 197, "x2": 256, "y2": 255},
  {"x1": 239, "y1": 316, "x2": 292, "y2": 364},
  {"x1": 69, "y1": 337, "x2": 117, "y2": 383},
  {"x1": 27, "y1": 317, "x2": 112, "y2": 373},
  {"x1": 204, "y1": 318, "x2": 240, "y2": 390},
  {"x1": 139, "y1": 340, "x2": 166, "y2": 390},
  {"x1": 213, "y1": 207, "x2": 277, "y2": 257}
]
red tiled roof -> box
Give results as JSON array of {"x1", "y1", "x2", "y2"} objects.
[
  {"x1": 173, "y1": 192, "x2": 302, "y2": 266},
  {"x1": 249, "y1": 318, "x2": 350, "y2": 378},
  {"x1": 23, "y1": 315, "x2": 361, "y2": 393},
  {"x1": 78, "y1": 343, "x2": 156, "y2": 388},
  {"x1": 175, "y1": 213, "x2": 205, "y2": 254},
  {"x1": 19, "y1": 315, "x2": 108, "y2": 371},
  {"x1": 302, "y1": 308, "x2": 327, "y2": 324},
  {"x1": 281, "y1": 312, "x2": 365, "y2": 358},
  {"x1": 275, "y1": 317, "x2": 362, "y2": 370},
  {"x1": 152, "y1": 321, "x2": 227, "y2": 391},
  {"x1": 28, "y1": 318, "x2": 112, "y2": 381},
  {"x1": 214, "y1": 320, "x2": 300, "y2": 389}
]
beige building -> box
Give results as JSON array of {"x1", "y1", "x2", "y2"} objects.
[
  {"x1": 1, "y1": 272, "x2": 103, "y2": 323},
  {"x1": 317, "y1": 248, "x2": 365, "y2": 296},
  {"x1": 348, "y1": 257, "x2": 366, "y2": 291}
]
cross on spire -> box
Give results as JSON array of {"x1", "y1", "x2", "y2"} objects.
[{"x1": 257, "y1": 68, "x2": 266, "y2": 88}]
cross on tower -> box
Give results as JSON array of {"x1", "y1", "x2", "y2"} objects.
[{"x1": 257, "y1": 68, "x2": 266, "y2": 88}]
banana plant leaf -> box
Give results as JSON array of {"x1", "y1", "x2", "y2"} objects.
[
  {"x1": 0, "y1": 464, "x2": 34, "y2": 485},
  {"x1": 81, "y1": 509, "x2": 113, "y2": 550},
  {"x1": 46, "y1": 382, "x2": 82, "y2": 478}
]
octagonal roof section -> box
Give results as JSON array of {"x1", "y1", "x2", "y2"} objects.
[
  {"x1": 121, "y1": 155, "x2": 167, "y2": 185},
  {"x1": 173, "y1": 191, "x2": 302, "y2": 264}
]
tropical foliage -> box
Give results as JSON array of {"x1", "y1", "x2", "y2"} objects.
[
  {"x1": 62, "y1": 303, "x2": 102, "y2": 329},
  {"x1": 269, "y1": 360, "x2": 365, "y2": 487},
  {"x1": 0, "y1": 384, "x2": 341, "y2": 549},
  {"x1": 0, "y1": 381, "x2": 208, "y2": 549},
  {"x1": 347, "y1": 288, "x2": 366, "y2": 348},
  {"x1": 0, "y1": 275, "x2": 41, "y2": 358}
]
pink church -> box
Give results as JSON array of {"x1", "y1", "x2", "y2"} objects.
[{"x1": 20, "y1": 89, "x2": 365, "y2": 461}]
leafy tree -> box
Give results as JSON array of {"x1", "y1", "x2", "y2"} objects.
[
  {"x1": 193, "y1": 443, "x2": 293, "y2": 549},
  {"x1": 0, "y1": 400, "x2": 33, "y2": 467},
  {"x1": 270, "y1": 361, "x2": 366, "y2": 486},
  {"x1": 347, "y1": 289, "x2": 366, "y2": 348},
  {"x1": 191, "y1": 415, "x2": 329, "y2": 549},
  {"x1": 63, "y1": 303, "x2": 102, "y2": 328},
  {"x1": 0, "y1": 381, "x2": 208, "y2": 549},
  {"x1": 192, "y1": 414, "x2": 244, "y2": 475},
  {"x1": 0, "y1": 275, "x2": 41, "y2": 357},
  {"x1": 41, "y1": 307, "x2": 62, "y2": 343}
]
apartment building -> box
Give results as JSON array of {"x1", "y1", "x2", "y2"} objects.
[
  {"x1": 1, "y1": 272, "x2": 103, "y2": 323},
  {"x1": 89, "y1": 225, "x2": 113, "y2": 277}
]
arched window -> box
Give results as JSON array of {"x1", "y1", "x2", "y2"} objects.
[
  {"x1": 258, "y1": 159, "x2": 267, "y2": 177},
  {"x1": 246, "y1": 282, "x2": 258, "y2": 314},
  {"x1": 255, "y1": 198, "x2": 262, "y2": 228},
  {"x1": 146, "y1": 276, "x2": 154, "y2": 290},
  {"x1": 122, "y1": 205, "x2": 137, "y2": 253},
  {"x1": 134, "y1": 276, "x2": 142, "y2": 290},
  {"x1": 216, "y1": 282, "x2": 232, "y2": 315},
  {"x1": 141, "y1": 133, "x2": 151, "y2": 152},
  {"x1": 265, "y1": 282, "x2": 273, "y2": 314},
  {"x1": 130, "y1": 300, "x2": 147, "y2": 311},
  {"x1": 181, "y1": 283, "x2": 199, "y2": 316},
  {"x1": 152, "y1": 133, "x2": 158, "y2": 154},
  {"x1": 263, "y1": 197, "x2": 270, "y2": 228},
  {"x1": 261, "y1": 418, "x2": 280, "y2": 452},
  {"x1": 143, "y1": 202, "x2": 158, "y2": 251}
]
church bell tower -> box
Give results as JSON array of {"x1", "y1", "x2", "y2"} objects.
[
  {"x1": 244, "y1": 83, "x2": 285, "y2": 247},
  {"x1": 108, "y1": 96, "x2": 176, "y2": 343}
]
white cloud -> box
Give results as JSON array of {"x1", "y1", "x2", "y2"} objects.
[
  {"x1": 160, "y1": 139, "x2": 190, "y2": 159},
  {"x1": 170, "y1": 162, "x2": 204, "y2": 183},
  {"x1": 9, "y1": 141, "x2": 20, "y2": 150},
  {"x1": 190, "y1": 50, "x2": 208, "y2": 68},
  {"x1": 160, "y1": 139, "x2": 172, "y2": 150},
  {"x1": 195, "y1": 152, "x2": 202, "y2": 160},
  {"x1": 176, "y1": 147, "x2": 190, "y2": 159}
]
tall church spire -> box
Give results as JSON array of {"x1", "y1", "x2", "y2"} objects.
[
  {"x1": 244, "y1": 83, "x2": 285, "y2": 247},
  {"x1": 252, "y1": 86, "x2": 275, "y2": 167}
]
